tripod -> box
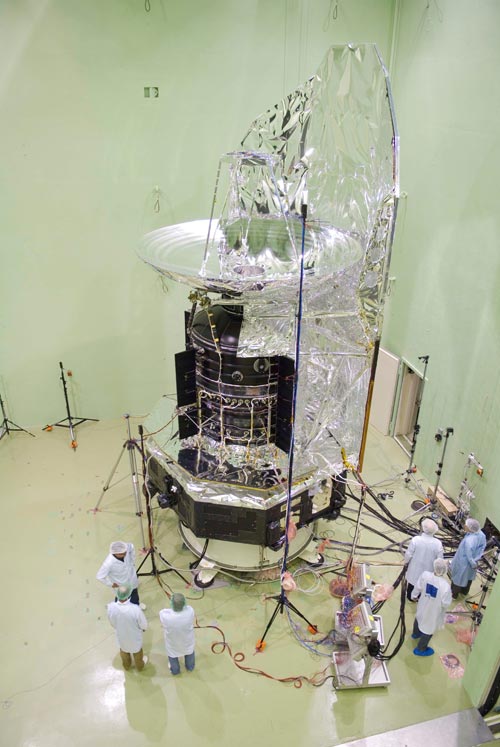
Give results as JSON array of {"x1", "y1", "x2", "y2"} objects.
[
  {"x1": 256, "y1": 587, "x2": 318, "y2": 650},
  {"x1": 256, "y1": 199, "x2": 317, "y2": 650},
  {"x1": 93, "y1": 415, "x2": 146, "y2": 547},
  {"x1": 404, "y1": 355, "x2": 429, "y2": 484},
  {"x1": 0, "y1": 391, "x2": 35, "y2": 441},
  {"x1": 43, "y1": 361, "x2": 98, "y2": 449},
  {"x1": 136, "y1": 423, "x2": 190, "y2": 584}
]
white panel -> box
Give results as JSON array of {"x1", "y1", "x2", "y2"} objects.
[{"x1": 369, "y1": 347, "x2": 400, "y2": 434}]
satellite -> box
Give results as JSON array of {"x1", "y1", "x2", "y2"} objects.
[{"x1": 139, "y1": 44, "x2": 399, "y2": 584}]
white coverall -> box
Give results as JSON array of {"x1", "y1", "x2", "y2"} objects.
[
  {"x1": 96, "y1": 542, "x2": 138, "y2": 589},
  {"x1": 159, "y1": 606, "x2": 195, "y2": 658},
  {"x1": 107, "y1": 600, "x2": 148, "y2": 653},
  {"x1": 413, "y1": 570, "x2": 452, "y2": 636},
  {"x1": 107, "y1": 599, "x2": 148, "y2": 669},
  {"x1": 405, "y1": 534, "x2": 444, "y2": 587}
]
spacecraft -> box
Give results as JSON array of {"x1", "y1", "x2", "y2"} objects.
[{"x1": 139, "y1": 45, "x2": 399, "y2": 585}]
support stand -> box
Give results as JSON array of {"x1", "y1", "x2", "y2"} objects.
[
  {"x1": 448, "y1": 545, "x2": 499, "y2": 643},
  {"x1": 430, "y1": 427, "x2": 454, "y2": 504},
  {"x1": 43, "y1": 361, "x2": 98, "y2": 449},
  {"x1": 404, "y1": 355, "x2": 429, "y2": 484},
  {"x1": 256, "y1": 589, "x2": 318, "y2": 650},
  {"x1": 256, "y1": 198, "x2": 317, "y2": 650},
  {"x1": 0, "y1": 391, "x2": 35, "y2": 441},
  {"x1": 469, "y1": 545, "x2": 499, "y2": 642},
  {"x1": 93, "y1": 415, "x2": 146, "y2": 548},
  {"x1": 135, "y1": 425, "x2": 190, "y2": 584}
]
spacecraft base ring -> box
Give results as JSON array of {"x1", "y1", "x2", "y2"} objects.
[{"x1": 179, "y1": 522, "x2": 314, "y2": 573}]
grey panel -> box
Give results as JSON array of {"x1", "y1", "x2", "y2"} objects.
[{"x1": 336, "y1": 708, "x2": 494, "y2": 747}]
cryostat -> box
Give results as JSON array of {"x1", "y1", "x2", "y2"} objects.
[{"x1": 139, "y1": 45, "x2": 399, "y2": 584}]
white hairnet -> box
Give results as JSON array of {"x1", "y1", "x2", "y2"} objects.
[
  {"x1": 422, "y1": 519, "x2": 438, "y2": 535},
  {"x1": 465, "y1": 518, "x2": 480, "y2": 533},
  {"x1": 110, "y1": 541, "x2": 128, "y2": 554},
  {"x1": 433, "y1": 558, "x2": 447, "y2": 576}
]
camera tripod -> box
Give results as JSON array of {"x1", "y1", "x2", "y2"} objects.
[
  {"x1": 0, "y1": 391, "x2": 35, "y2": 441},
  {"x1": 43, "y1": 362, "x2": 98, "y2": 449},
  {"x1": 93, "y1": 415, "x2": 147, "y2": 547}
]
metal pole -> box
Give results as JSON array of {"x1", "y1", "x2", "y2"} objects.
[
  {"x1": 431, "y1": 427, "x2": 454, "y2": 504},
  {"x1": 59, "y1": 362, "x2": 75, "y2": 443},
  {"x1": 126, "y1": 415, "x2": 146, "y2": 549}
]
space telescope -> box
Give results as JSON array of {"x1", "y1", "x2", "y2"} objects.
[{"x1": 139, "y1": 45, "x2": 399, "y2": 585}]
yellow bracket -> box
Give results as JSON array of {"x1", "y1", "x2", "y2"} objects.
[{"x1": 341, "y1": 447, "x2": 356, "y2": 472}]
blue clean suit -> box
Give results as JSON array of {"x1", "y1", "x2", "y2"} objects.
[{"x1": 450, "y1": 530, "x2": 486, "y2": 586}]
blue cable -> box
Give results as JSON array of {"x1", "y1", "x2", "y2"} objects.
[{"x1": 281, "y1": 202, "x2": 309, "y2": 588}]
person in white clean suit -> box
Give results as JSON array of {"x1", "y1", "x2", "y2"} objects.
[
  {"x1": 411, "y1": 558, "x2": 452, "y2": 657},
  {"x1": 96, "y1": 540, "x2": 145, "y2": 609},
  {"x1": 405, "y1": 518, "x2": 443, "y2": 601},
  {"x1": 159, "y1": 593, "x2": 195, "y2": 675},
  {"x1": 107, "y1": 585, "x2": 148, "y2": 670}
]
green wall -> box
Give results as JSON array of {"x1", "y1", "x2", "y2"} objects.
[
  {"x1": 383, "y1": 0, "x2": 500, "y2": 526},
  {"x1": 385, "y1": 0, "x2": 500, "y2": 707},
  {"x1": 385, "y1": 0, "x2": 500, "y2": 533},
  {"x1": 0, "y1": 0, "x2": 395, "y2": 427}
]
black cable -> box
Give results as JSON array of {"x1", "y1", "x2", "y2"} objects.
[
  {"x1": 345, "y1": 481, "x2": 463, "y2": 555},
  {"x1": 375, "y1": 575, "x2": 407, "y2": 661},
  {"x1": 189, "y1": 538, "x2": 209, "y2": 570}
]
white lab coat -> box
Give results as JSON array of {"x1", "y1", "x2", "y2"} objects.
[
  {"x1": 96, "y1": 542, "x2": 138, "y2": 589},
  {"x1": 159, "y1": 606, "x2": 195, "y2": 658},
  {"x1": 413, "y1": 571, "x2": 452, "y2": 635},
  {"x1": 405, "y1": 534, "x2": 444, "y2": 586},
  {"x1": 107, "y1": 599, "x2": 148, "y2": 653}
]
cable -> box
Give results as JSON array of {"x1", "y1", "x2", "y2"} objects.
[
  {"x1": 204, "y1": 619, "x2": 334, "y2": 688},
  {"x1": 375, "y1": 575, "x2": 407, "y2": 661},
  {"x1": 1, "y1": 632, "x2": 115, "y2": 707}
]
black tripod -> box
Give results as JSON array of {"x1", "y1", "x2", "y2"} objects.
[
  {"x1": 256, "y1": 199, "x2": 317, "y2": 650},
  {"x1": 0, "y1": 391, "x2": 35, "y2": 441},
  {"x1": 43, "y1": 361, "x2": 98, "y2": 449},
  {"x1": 256, "y1": 587, "x2": 318, "y2": 650},
  {"x1": 135, "y1": 425, "x2": 189, "y2": 584},
  {"x1": 404, "y1": 354, "x2": 429, "y2": 484}
]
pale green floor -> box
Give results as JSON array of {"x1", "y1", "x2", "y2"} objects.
[{"x1": 0, "y1": 419, "x2": 477, "y2": 746}]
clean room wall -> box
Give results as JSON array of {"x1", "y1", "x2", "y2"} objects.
[
  {"x1": 0, "y1": 0, "x2": 396, "y2": 428},
  {"x1": 385, "y1": 0, "x2": 500, "y2": 707},
  {"x1": 384, "y1": 0, "x2": 500, "y2": 531}
]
